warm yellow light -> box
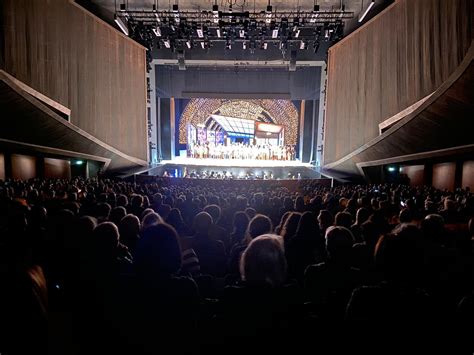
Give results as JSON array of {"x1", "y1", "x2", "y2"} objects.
[{"x1": 179, "y1": 99, "x2": 299, "y2": 145}]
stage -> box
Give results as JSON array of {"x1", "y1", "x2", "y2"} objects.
[
  {"x1": 146, "y1": 157, "x2": 321, "y2": 179},
  {"x1": 160, "y1": 157, "x2": 312, "y2": 168}
]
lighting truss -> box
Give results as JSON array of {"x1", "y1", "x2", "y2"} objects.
[{"x1": 118, "y1": 6, "x2": 351, "y2": 70}]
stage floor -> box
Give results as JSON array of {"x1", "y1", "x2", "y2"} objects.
[{"x1": 161, "y1": 157, "x2": 312, "y2": 168}]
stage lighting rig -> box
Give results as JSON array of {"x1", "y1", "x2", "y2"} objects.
[{"x1": 116, "y1": 1, "x2": 353, "y2": 68}]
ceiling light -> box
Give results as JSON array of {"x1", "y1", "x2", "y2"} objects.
[
  {"x1": 272, "y1": 29, "x2": 279, "y2": 38},
  {"x1": 358, "y1": 1, "x2": 375, "y2": 23},
  {"x1": 114, "y1": 14, "x2": 129, "y2": 36}
]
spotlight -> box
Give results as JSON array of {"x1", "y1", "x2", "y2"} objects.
[
  {"x1": 359, "y1": 0, "x2": 375, "y2": 23},
  {"x1": 114, "y1": 14, "x2": 129, "y2": 36},
  {"x1": 310, "y1": 4, "x2": 319, "y2": 23},
  {"x1": 152, "y1": 27, "x2": 161, "y2": 37},
  {"x1": 289, "y1": 49, "x2": 296, "y2": 71},
  {"x1": 177, "y1": 50, "x2": 185, "y2": 70},
  {"x1": 153, "y1": 5, "x2": 161, "y2": 22},
  {"x1": 313, "y1": 41, "x2": 320, "y2": 53},
  {"x1": 265, "y1": 4, "x2": 272, "y2": 23}
]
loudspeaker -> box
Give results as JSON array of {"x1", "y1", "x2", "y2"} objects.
[
  {"x1": 289, "y1": 50, "x2": 297, "y2": 71},
  {"x1": 177, "y1": 50, "x2": 186, "y2": 71}
]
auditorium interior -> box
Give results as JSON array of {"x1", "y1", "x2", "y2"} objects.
[{"x1": 0, "y1": 0, "x2": 473, "y2": 354}]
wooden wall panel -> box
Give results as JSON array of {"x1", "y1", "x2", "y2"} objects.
[
  {"x1": 462, "y1": 160, "x2": 474, "y2": 191},
  {"x1": 432, "y1": 162, "x2": 456, "y2": 191},
  {"x1": 0, "y1": 153, "x2": 5, "y2": 180},
  {"x1": 400, "y1": 165, "x2": 425, "y2": 187},
  {"x1": 2, "y1": 0, "x2": 147, "y2": 162},
  {"x1": 44, "y1": 158, "x2": 71, "y2": 179},
  {"x1": 324, "y1": 0, "x2": 472, "y2": 165},
  {"x1": 11, "y1": 154, "x2": 36, "y2": 180}
]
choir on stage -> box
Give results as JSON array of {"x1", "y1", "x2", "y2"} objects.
[{"x1": 188, "y1": 141, "x2": 296, "y2": 161}]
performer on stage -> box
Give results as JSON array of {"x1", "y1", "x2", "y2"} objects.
[{"x1": 188, "y1": 141, "x2": 296, "y2": 161}]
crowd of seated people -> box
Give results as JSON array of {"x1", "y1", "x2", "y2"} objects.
[{"x1": 0, "y1": 177, "x2": 473, "y2": 354}]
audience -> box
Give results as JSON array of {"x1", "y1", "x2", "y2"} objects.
[{"x1": 0, "y1": 177, "x2": 472, "y2": 354}]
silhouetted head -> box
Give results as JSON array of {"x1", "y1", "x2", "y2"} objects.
[
  {"x1": 119, "y1": 214, "x2": 140, "y2": 251},
  {"x1": 318, "y1": 209, "x2": 334, "y2": 231},
  {"x1": 240, "y1": 234, "x2": 287, "y2": 287},
  {"x1": 294, "y1": 196, "x2": 305, "y2": 212},
  {"x1": 110, "y1": 206, "x2": 127, "y2": 226},
  {"x1": 141, "y1": 212, "x2": 164, "y2": 232},
  {"x1": 420, "y1": 214, "x2": 446, "y2": 245},
  {"x1": 166, "y1": 208, "x2": 185, "y2": 229},
  {"x1": 117, "y1": 194, "x2": 128, "y2": 207},
  {"x1": 245, "y1": 207, "x2": 257, "y2": 219},
  {"x1": 375, "y1": 224, "x2": 423, "y2": 284},
  {"x1": 93, "y1": 222, "x2": 119, "y2": 256},
  {"x1": 233, "y1": 211, "x2": 250, "y2": 235},
  {"x1": 95, "y1": 203, "x2": 111, "y2": 221},
  {"x1": 399, "y1": 208, "x2": 413, "y2": 224},
  {"x1": 131, "y1": 194, "x2": 143, "y2": 208},
  {"x1": 295, "y1": 211, "x2": 320, "y2": 239},
  {"x1": 355, "y1": 207, "x2": 370, "y2": 226},
  {"x1": 280, "y1": 212, "x2": 302, "y2": 243},
  {"x1": 193, "y1": 212, "x2": 213, "y2": 237},
  {"x1": 134, "y1": 223, "x2": 182, "y2": 278},
  {"x1": 335, "y1": 211, "x2": 353, "y2": 229},
  {"x1": 204, "y1": 204, "x2": 221, "y2": 224},
  {"x1": 325, "y1": 226, "x2": 354, "y2": 261},
  {"x1": 246, "y1": 214, "x2": 273, "y2": 240}
]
